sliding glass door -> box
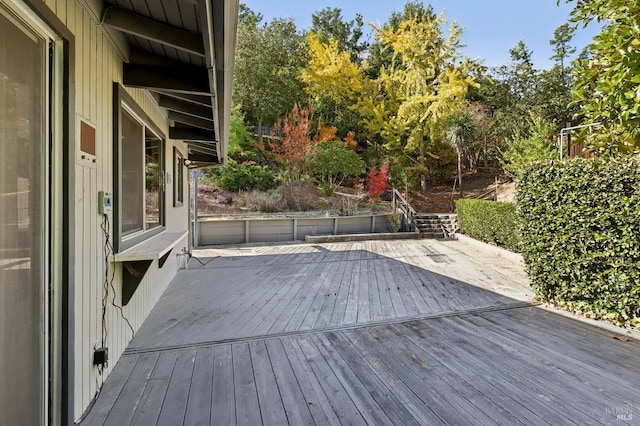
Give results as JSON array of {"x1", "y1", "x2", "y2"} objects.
[{"x1": 0, "y1": 5, "x2": 50, "y2": 424}]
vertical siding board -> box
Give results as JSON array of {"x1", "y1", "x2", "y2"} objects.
[
  {"x1": 57, "y1": 0, "x2": 67, "y2": 26},
  {"x1": 66, "y1": 0, "x2": 74, "y2": 33},
  {"x1": 69, "y1": 4, "x2": 80, "y2": 418},
  {"x1": 90, "y1": 23, "x2": 97, "y2": 123},
  {"x1": 82, "y1": 10, "x2": 90, "y2": 120},
  {"x1": 52, "y1": 1, "x2": 191, "y2": 419},
  {"x1": 81, "y1": 167, "x2": 91, "y2": 412}
]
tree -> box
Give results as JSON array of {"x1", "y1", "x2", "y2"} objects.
[
  {"x1": 366, "y1": 2, "x2": 437, "y2": 80},
  {"x1": 233, "y1": 11, "x2": 307, "y2": 146},
  {"x1": 268, "y1": 103, "x2": 315, "y2": 180},
  {"x1": 301, "y1": 31, "x2": 367, "y2": 142},
  {"x1": 301, "y1": 33, "x2": 365, "y2": 104},
  {"x1": 500, "y1": 112, "x2": 559, "y2": 176},
  {"x1": 363, "y1": 11, "x2": 475, "y2": 192},
  {"x1": 564, "y1": 0, "x2": 640, "y2": 153},
  {"x1": 228, "y1": 105, "x2": 252, "y2": 160},
  {"x1": 311, "y1": 7, "x2": 367, "y2": 62},
  {"x1": 550, "y1": 23, "x2": 577, "y2": 80},
  {"x1": 465, "y1": 101, "x2": 497, "y2": 170},
  {"x1": 446, "y1": 113, "x2": 475, "y2": 197},
  {"x1": 308, "y1": 140, "x2": 366, "y2": 189}
]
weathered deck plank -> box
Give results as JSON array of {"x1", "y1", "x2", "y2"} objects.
[
  {"x1": 248, "y1": 341, "x2": 288, "y2": 425},
  {"x1": 80, "y1": 239, "x2": 640, "y2": 426},
  {"x1": 156, "y1": 350, "x2": 195, "y2": 426},
  {"x1": 129, "y1": 351, "x2": 176, "y2": 426},
  {"x1": 183, "y1": 347, "x2": 214, "y2": 426},
  {"x1": 231, "y1": 343, "x2": 261, "y2": 426},
  {"x1": 263, "y1": 339, "x2": 315, "y2": 425},
  {"x1": 211, "y1": 345, "x2": 235, "y2": 425},
  {"x1": 103, "y1": 353, "x2": 159, "y2": 426}
]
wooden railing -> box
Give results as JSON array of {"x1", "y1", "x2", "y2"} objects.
[{"x1": 392, "y1": 188, "x2": 418, "y2": 232}]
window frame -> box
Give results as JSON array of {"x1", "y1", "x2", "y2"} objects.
[
  {"x1": 173, "y1": 147, "x2": 185, "y2": 207},
  {"x1": 113, "y1": 83, "x2": 166, "y2": 252}
]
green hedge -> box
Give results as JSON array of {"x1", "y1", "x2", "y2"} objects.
[
  {"x1": 517, "y1": 157, "x2": 640, "y2": 327},
  {"x1": 455, "y1": 199, "x2": 520, "y2": 252}
]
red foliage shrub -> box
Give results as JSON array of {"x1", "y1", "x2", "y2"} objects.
[{"x1": 367, "y1": 164, "x2": 389, "y2": 199}]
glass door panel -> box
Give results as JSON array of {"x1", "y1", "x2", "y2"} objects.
[{"x1": 0, "y1": 8, "x2": 47, "y2": 425}]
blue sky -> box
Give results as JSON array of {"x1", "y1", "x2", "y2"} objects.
[{"x1": 241, "y1": 0, "x2": 600, "y2": 70}]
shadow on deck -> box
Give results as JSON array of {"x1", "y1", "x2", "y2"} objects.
[{"x1": 80, "y1": 239, "x2": 640, "y2": 425}]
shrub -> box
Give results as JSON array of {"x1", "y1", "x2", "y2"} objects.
[
  {"x1": 308, "y1": 140, "x2": 366, "y2": 188},
  {"x1": 216, "y1": 160, "x2": 277, "y2": 192},
  {"x1": 455, "y1": 199, "x2": 520, "y2": 252},
  {"x1": 281, "y1": 181, "x2": 324, "y2": 211},
  {"x1": 240, "y1": 187, "x2": 286, "y2": 212},
  {"x1": 517, "y1": 157, "x2": 640, "y2": 327},
  {"x1": 367, "y1": 164, "x2": 389, "y2": 199}
]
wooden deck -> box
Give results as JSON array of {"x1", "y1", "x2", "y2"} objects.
[{"x1": 80, "y1": 239, "x2": 640, "y2": 425}]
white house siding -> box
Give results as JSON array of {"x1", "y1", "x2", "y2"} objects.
[{"x1": 39, "y1": 0, "x2": 191, "y2": 420}]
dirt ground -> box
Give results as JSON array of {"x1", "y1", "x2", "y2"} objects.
[{"x1": 195, "y1": 171, "x2": 515, "y2": 215}]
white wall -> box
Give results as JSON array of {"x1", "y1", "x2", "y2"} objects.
[{"x1": 39, "y1": 0, "x2": 190, "y2": 419}]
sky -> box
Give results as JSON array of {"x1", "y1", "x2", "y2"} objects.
[{"x1": 241, "y1": 0, "x2": 600, "y2": 70}]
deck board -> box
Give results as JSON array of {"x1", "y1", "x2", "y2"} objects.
[
  {"x1": 81, "y1": 239, "x2": 640, "y2": 425},
  {"x1": 248, "y1": 341, "x2": 288, "y2": 425},
  {"x1": 211, "y1": 345, "x2": 236, "y2": 425},
  {"x1": 156, "y1": 350, "x2": 194, "y2": 426},
  {"x1": 129, "y1": 351, "x2": 176, "y2": 426},
  {"x1": 183, "y1": 347, "x2": 214, "y2": 426},
  {"x1": 262, "y1": 339, "x2": 315, "y2": 425},
  {"x1": 231, "y1": 344, "x2": 261, "y2": 426}
]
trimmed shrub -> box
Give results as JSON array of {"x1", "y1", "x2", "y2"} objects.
[
  {"x1": 216, "y1": 160, "x2": 277, "y2": 192},
  {"x1": 455, "y1": 199, "x2": 520, "y2": 252},
  {"x1": 308, "y1": 140, "x2": 366, "y2": 188},
  {"x1": 517, "y1": 157, "x2": 640, "y2": 327}
]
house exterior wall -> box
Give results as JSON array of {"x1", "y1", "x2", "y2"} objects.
[{"x1": 35, "y1": 0, "x2": 191, "y2": 420}]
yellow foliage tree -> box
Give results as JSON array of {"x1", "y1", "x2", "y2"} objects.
[
  {"x1": 301, "y1": 32, "x2": 367, "y2": 103},
  {"x1": 361, "y1": 13, "x2": 477, "y2": 191}
]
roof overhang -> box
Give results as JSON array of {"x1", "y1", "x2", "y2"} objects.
[{"x1": 101, "y1": 0, "x2": 238, "y2": 166}]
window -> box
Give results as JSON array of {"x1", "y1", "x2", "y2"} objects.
[
  {"x1": 114, "y1": 85, "x2": 165, "y2": 251},
  {"x1": 173, "y1": 147, "x2": 184, "y2": 207}
]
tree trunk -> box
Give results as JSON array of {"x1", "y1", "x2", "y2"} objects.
[
  {"x1": 457, "y1": 144, "x2": 463, "y2": 198},
  {"x1": 419, "y1": 133, "x2": 427, "y2": 195}
]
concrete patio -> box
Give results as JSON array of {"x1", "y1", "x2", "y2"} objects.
[{"x1": 80, "y1": 239, "x2": 639, "y2": 425}]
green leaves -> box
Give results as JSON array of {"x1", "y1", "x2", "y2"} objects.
[
  {"x1": 308, "y1": 140, "x2": 366, "y2": 189},
  {"x1": 455, "y1": 200, "x2": 521, "y2": 252},
  {"x1": 565, "y1": 0, "x2": 640, "y2": 152},
  {"x1": 517, "y1": 157, "x2": 640, "y2": 327},
  {"x1": 499, "y1": 112, "x2": 559, "y2": 176}
]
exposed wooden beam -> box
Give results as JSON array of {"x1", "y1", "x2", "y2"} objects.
[
  {"x1": 154, "y1": 91, "x2": 212, "y2": 107},
  {"x1": 169, "y1": 125, "x2": 215, "y2": 141},
  {"x1": 188, "y1": 153, "x2": 219, "y2": 164},
  {"x1": 187, "y1": 142, "x2": 218, "y2": 156},
  {"x1": 158, "y1": 95, "x2": 213, "y2": 120},
  {"x1": 103, "y1": 5, "x2": 205, "y2": 56},
  {"x1": 123, "y1": 63, "x2": 210, "y2": 95},
  {"x1": 168, "y1": 111, "x2": 214, "y2": 131}
]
